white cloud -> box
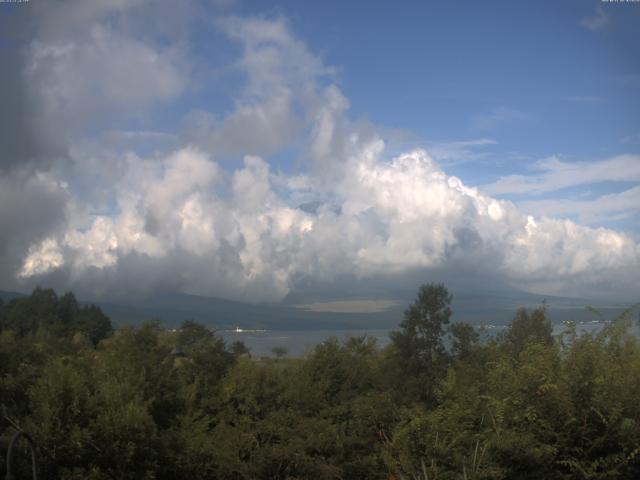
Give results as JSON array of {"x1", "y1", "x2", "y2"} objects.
[
  {"x1": 182, "y1": 16, "x2": 334, "y2": 158},
  {"x1": 17, "y1": 144, "x2": 640, "y2": 302},
  {"x1": 424, "y1": 138, "x2": 497, "y2": 165},
  {"x1": 504, "y1": 216, "x2": 638, "y2": 298},
  {"x1": 471, "y1": 107, "x2": 529, "y2": 130},
  {"x1": 220, "y1": 16, "x2": 333, "y2": 97},
  {"x1": 0, "y1": 169, "x2": 70, "y2": 288},
  {"x1": 0, "y1": 0, "x2": 191, "y2": 172},
  {"x1": 484, "y1": 154, "x2": 640, "y2": 196},
  {"x1": 18, "y1": 238, "x2": 65, "y2": 279},
  {"x1": 580, "y1": 4, "x2": 610, "y2": 31},
  {"x1": 622, "y1": 132, "x2": 640, "y2": 144},
  {"x1": 519, "y1": 185, "x2": 640, "y2": 225},
  {"x1": 26, "y1": 24, "x2": 186, "y2": 129},
  {"x1": 182, "y1": 93, "x2": 299, "y2": 157}
]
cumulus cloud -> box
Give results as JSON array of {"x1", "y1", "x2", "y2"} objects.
[
  {"x1": 2, "y1": 8, "x2": 639, "y2": 303},
  {"x1": 26, "y1": 25, "x2": 185, "y2": 123},
  {"x1": 16, "y1": 144, "x2": 640, "y2": 302},
  {"x1": 0, "y1": 169, "x2": 70, "y2": 288},
  {"x1": 0, "y1": 0, "x2": 191, "y2": 286},
  {"x1": 504, "y1": 216, "x2": 639, "y2": 299},
  {"x1": 182, "y1": 16, "x2": 334, "y2": 158},
  {"x1": 0, "y1": 0, "x2": 188, "y2": 171}
]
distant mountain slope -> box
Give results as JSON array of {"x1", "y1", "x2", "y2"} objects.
[
  {"x1": 1, "y1": 289, "x2": 632, "y2": 331},
  {"x1": 92, "y1": 293, "x2": 405, "y2": 331},
  {"x1": 91, "y1": 290, "x2": 631, "y2": 331},
  {"x1": 0, "y1": 290, "x2": 26, "y2": 302}
]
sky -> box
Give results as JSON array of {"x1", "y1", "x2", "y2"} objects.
[{"x1": 0, "y1": 0, "x2": 639, "y2": 303}]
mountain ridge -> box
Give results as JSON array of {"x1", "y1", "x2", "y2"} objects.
[{"x1": 1, "y1": 288, "x2": 632, "y2": 331}]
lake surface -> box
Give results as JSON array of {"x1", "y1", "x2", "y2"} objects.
[{"x1": 219, "y1": 321, "x2": 627, "y2": 357}]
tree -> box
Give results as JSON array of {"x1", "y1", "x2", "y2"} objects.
[
  {"x1": 271, "y1": 346, "x2": 288, "y2": 358},
  {"x1": 230, "y1": 340, "x2": 250, "y2": 358},
  {"x1": 75, "y1": 304, "x2": 112, "y2": 346},
  {"x1": 0, "y1": 289, "x2": 112, "y2": 345},
  {"x1": 506, "y1": 306, "x2": 553, "y2": 356},
  {"x1": 177, "y1": 320, "x2": 213, "y2": 352},
  {"x1": 449, "y1": 322, "x2": 479, "y2": 360},
  {"x1": 390, "y1": 283, "x2": 452, "y2": 403}
]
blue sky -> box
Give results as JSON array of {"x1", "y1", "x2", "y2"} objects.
[
  {"x1": 265, "y1": 0, "x2": 640, "y2": 155},
  {"x1": 0, "y1": 0, "x2": 638, "y2": 302}
]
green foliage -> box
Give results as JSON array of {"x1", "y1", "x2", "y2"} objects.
[
  {"x1": 0, "y1": 288, "x2": 113, "y2": 345},
  {"x1": 390, "y1": 283, "x2": 453, "y2": 403},
  {"x1": 449, "y1": 322, "x2": 480, "y2": 361},
  {"x1": 505, "y1": 306, "x2": 553, "y2": 356},
  {"x1": 1, "y1": 287, "x2": 639, "y2": 479}
]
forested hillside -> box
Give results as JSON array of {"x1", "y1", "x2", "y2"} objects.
[{"x1": 1, "y1": 286, "x2": 639, "y2": 479}]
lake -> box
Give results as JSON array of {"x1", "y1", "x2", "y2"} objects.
[
  {"x1": 219, "y1": 321, "x2": 627, "y2": 357},
  {"x1": 219, "y1": 329, "x2": 392, "y2": 357}
]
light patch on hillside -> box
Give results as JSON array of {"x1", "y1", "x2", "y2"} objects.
[{"x1": 292, "y1": 299, "x2": 401, "y2": 313}]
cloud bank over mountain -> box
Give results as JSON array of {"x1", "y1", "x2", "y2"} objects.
[{"x1": 1, "y1": 2, "x2": 638, "y2": 302}]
